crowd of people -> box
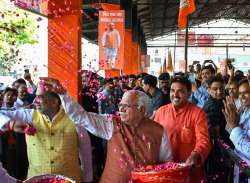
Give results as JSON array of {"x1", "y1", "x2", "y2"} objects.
[{"x1": 0, "y1": 59, "x2": 249, "y2": 183}]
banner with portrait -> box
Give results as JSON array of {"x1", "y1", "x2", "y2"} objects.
[{"x1": 98, "y1": 10, "x2": 125, "y2": 70}]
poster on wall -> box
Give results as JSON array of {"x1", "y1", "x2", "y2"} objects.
[
  {"x1": 98, "y1": 10, "x2": 125, "y2": 70},
  {"x1": 14, "y1": 0, "x2": 48, "y2": 16}
]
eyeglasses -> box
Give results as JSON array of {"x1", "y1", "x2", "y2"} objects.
[{"x1": 118, "y1": 103, "x2": 139, "y2": 109}]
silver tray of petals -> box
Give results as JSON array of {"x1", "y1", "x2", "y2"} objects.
[{"x1": 24, "y1": 174, "x2": 75, "y2": 183}]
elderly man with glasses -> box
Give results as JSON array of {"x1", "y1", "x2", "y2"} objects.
[{"x1": 39, "y1": 77, "x2": 172, "y2": 183}]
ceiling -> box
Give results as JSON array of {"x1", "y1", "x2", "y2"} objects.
[{"x1": 82, "y1": 0, "x2": 250, "y2": 43}]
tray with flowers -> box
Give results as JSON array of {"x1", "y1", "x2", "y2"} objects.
[
  {"x1": 24, "y1": 174, "x2": 75, "y2": 183},
  {"x1": 131, "y1": 162, "x2": 191, "y2": 183}
]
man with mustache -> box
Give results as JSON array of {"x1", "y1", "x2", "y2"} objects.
[
  {"x1": 0, "y1": 82, "x2": 93, "y2": 183},
  {"x1": 154, "y1": 76, "x2": 211, "y2": 183}
]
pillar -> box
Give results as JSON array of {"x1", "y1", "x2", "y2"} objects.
[
  {"x1": 48, "y1": 0, "x2": 82, "y2": 101},
  {"x1": 121, "y1": 0, "x2": 142, "y2": 75}
]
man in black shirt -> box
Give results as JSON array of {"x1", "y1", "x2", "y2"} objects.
[{"x1": 158, "y1": 72, "x2": 171, "y2": 105}]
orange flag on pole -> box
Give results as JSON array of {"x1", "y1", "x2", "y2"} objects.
[
  {"x1": 167, "y1": 50, "x2": 173, "y2": 72},
  {"x1": 178, "y1": 0, "x2": 196, "y2": 29}
]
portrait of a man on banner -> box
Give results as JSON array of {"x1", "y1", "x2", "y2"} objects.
[
  {"x1": 99, "y1": 10, "x2": 125, "y2": 70},
  {"x1": 102, "y1": 22, "x2": 121, "y2": 69}
]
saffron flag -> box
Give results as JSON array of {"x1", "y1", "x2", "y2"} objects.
[
  {"x1": 167, "y1": 50, "x2": 173, "y2": 72},
  {"x1": 99, "y1": 3, "x2": 120, "y2": 10},
  {"x1": 178, "y1": 0, "x2": 196, "y2": 29}
]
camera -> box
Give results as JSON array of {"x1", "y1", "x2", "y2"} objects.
[
  {"x1": 204, "y1": 60, "x2": 213, "y2": 63},
  {"x1": 24, "y1": 69, "x2": 31, "y2": 80},
  {"x1": 24, "y1": 69, "x2": 29, "y2": 73},
  {"x1": 227, "y1": 64, "x2": 233, "y2": 70}
]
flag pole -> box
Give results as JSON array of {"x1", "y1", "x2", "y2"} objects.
[
  {"x1": 184, "y1": 15, "x2": 189, "y2": 73},
  {"x1": 226, "y1": 44, "x2": 229, "y2": 60}
]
